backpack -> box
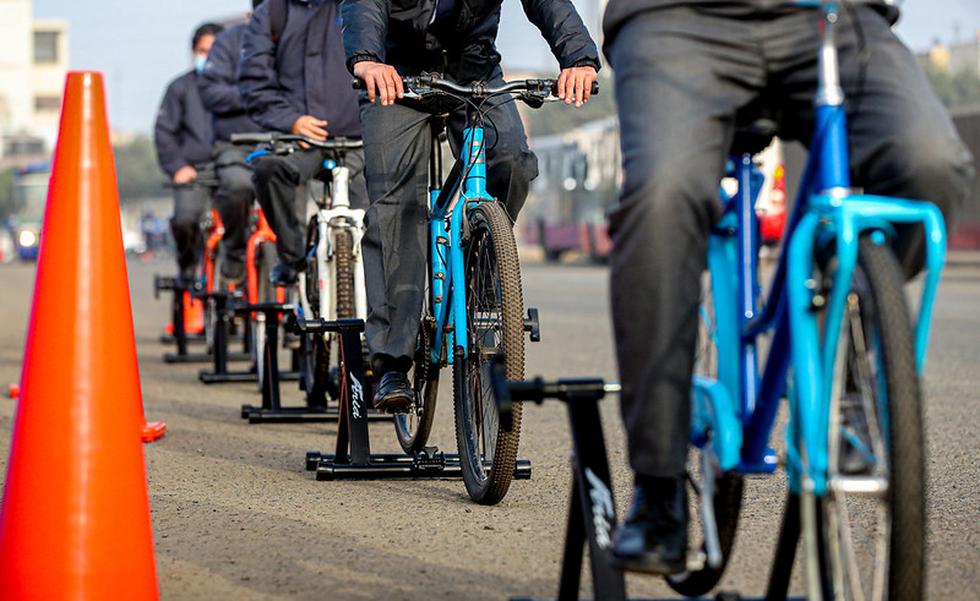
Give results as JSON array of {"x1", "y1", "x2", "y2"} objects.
[{"x1": 269, "y1": 0, "x2": 288, "y2": 43}]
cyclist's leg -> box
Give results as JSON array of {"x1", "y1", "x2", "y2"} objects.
[
  {"x1": 604, "y1": 6, "x2": 761, "y2": 572},
  {"x1": 213, "y1": 142, "x2": 256, "y2": 283},
  {"x1": 171, "y1": 186, "x2": 208, "y2": 280},
  {"x1": 253, "y1": 149, "x2": 329, "y2": 275},
  {"x1": 607, "y1": 6, "x2": 759, "y2": 482},
  {"x1": 359, "y1": 98, "x2": 433, "y2": 377},
  {"x1": 345, "y1": 148, "x2": 370, "y2": 212},
  {"x1": 775, "y1": 5, "x2": 974, "y2": 277},
  {"x1": 446, "y1": 70, "x2": 538, "y2": 220}
]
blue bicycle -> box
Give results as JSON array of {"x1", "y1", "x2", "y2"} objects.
[
  {"x1": 668, "y1": 2, "x2": 946, "y2": 599},
  {"x1": 374, "y1": 76, "x2": 587, "y2": 504},
  {"x1": 497, "y1": 2, "x2": 945, "y2": 598}
]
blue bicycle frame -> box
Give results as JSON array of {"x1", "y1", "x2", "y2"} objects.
[
  {"x1": 693, "y1": 1, "x2": 947, "y2": 496},
  {"x1": 429, "y1": 124, "x2": 494, "y2": 366}
]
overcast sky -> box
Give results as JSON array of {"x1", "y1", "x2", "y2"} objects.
[{"x1": 34, "y1": 0, "x2": 980, "y2": 134}]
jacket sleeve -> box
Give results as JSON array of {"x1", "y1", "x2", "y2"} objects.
[
  {"x1": 240, "y1": 4, "x2": 303, "y2": 133},
  {"x1": 341, "y1": 0, "x2": 390, "y2": 73},
  {"x1": 153, "y1": 80, "x2": 187, "y2": 178},
  {"x1": 521, "y1": 0, "x2": 601, "y2": 71},
  {"x1": 198, "y1": 29, "x2": 247, "y2": 115}
]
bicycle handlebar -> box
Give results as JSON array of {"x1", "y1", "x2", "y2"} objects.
[
  {"x1": 353, "y1": 75, "x2": 599, "y2": 104},
  {"x1": 229, "y1": 132, "x2": 364, "y2": 150}
]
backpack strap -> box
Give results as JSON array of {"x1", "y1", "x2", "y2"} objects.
[{"x1": 269, "y1": 0, "x2": 288, "y2": 43}]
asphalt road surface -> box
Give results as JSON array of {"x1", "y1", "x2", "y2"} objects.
[{"x1": 0, "y1": 257, "x2": 977, "y2": 600}]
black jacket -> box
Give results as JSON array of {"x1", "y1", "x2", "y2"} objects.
[
  {"x1": 342, "y1": 0, "x2": 601, "y2": 83},
  {"x1": 603, "y1": 0, "x2": 900, "y2": 44},
  {"x1": 199, "y1": 23, "x2": 264, "y2": 142},
  {"x1": 154, "y1": 71, "x2": 213, "y2": 177},
  {"x1": 241, "y1": 0, "x2": 362, "y2": 137}
]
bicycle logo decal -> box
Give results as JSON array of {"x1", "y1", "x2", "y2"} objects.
[
  {"x1": 350, "y1": 372, "x2": 364, "y2": 420},
  {"x1": 585, "y1": 467, "x2": 615, "y2": 549}
]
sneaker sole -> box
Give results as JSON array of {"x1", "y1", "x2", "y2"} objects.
[
  {"x1": 373, "y1": 392, "x2": 414, "y2": 414},
  {"x1": 610, "y1": 554, "x2": 686, "y2": 576}
]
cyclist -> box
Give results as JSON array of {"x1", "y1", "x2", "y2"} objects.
[
  {"x1": 344, "y1": 0, "x2": 601, "y2": 411},
  {"x1": 198, "y1": 1, "x2": 267, "y2": 287},
  {"x1": 241, "y1": 0, "x2": 368, "y2": 286},
  {"x1": 154, "y1": 22, "x2": 223, "y2": 284},
  {"x1": 601, "y1": 0, "x2": 974, "y2": 575}
]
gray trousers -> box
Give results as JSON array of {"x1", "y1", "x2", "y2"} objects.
[
  {"x1": 170, "y1": 186, "x2": 210, "y2": 272},
  {"x1": 253, "y1": 148, "x2": 368, "y2": 266},
  {"x1": 360, "y1": 75, "x2": 539, "y2": 372},
  {"x1": 213, "y1": 142, "x2": 256, "y2": 274},
  {"x1": 605, "y1": 5, "x2": 975, "y2": 477}
]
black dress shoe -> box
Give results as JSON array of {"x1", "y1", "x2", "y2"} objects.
[
  {"x1": 611, "y1": 474, "x2": 688, "y2": 575},
  {"x1": 373, "y1": 371, "x2": 414, "y2": 413},
  {"x1": 270, "y1": 261, "x2": 300, "y2": 287}
]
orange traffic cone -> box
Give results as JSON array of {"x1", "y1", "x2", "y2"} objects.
[
  {"x1": 0, "y1": 72, "x2": 159, "y2": 599},
  {"x1": 184, "y1": 291, "x2": 205, "y2": 335}
]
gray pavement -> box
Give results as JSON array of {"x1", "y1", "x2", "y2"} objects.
[{"x1": 0, "y1": 257, "x2": 977, "y2": 600}]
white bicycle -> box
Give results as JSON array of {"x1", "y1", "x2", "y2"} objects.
[{"x1": 231, "y1": 133, "x2": 368, "y2": 404}]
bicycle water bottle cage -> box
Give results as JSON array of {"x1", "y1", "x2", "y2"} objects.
[{"x1": 246, "y1": 149, "x2": 270, "y2": 164}]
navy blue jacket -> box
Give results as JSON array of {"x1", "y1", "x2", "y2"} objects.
[
  {"x1": 241, "y1": 0, "x2": 362, "y2": 137},
  {"x1": 342, "y1": 0, "x2": 601, "y2": 82},
  {"x1": 199, "y1": 23, "x2": 264, "y2": 142},
  {"x1": 154, "y1": 70, "x2": 213, "y2": 177}
]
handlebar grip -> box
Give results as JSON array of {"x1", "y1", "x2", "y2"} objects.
[
  {"x1": 230, "y1": 133, "x2": 273, "y2": 144},
  {"x1": 352, "y1": 78, "x2": 365, "y2": 90},
  {"x1": 550, "y1": 80, "x2": 600, "y2": 95}
]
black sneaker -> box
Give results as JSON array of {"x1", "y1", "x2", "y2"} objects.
[
  {"x1": 373, "y1": 371, "x2": 414, "y2": 414},
  {"x1": 270, "y1": 261, "x2": 300, "y2": 287},
  {"x1": 611, "y1": 474, "x2": 688, "y2": 575}
]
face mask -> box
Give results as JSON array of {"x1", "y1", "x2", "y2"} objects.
[{"x1": 194, "y1": 55, "x2": 208, "y2": 73}]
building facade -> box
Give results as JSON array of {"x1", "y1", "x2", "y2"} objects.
[{"x1": 0, "y1": 0, "x2": 69, "y2": 167}]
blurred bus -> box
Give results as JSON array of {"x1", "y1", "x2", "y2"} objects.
[
  {"x1": 6, "y1": 163, "x2": 50, "y2": 261},
  {"x1": 525, "y1": 119, "x2": 787, "y2": 263}
]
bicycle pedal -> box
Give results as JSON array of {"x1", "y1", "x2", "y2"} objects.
[
  {"x1": 413, "y1": 447, "x2": 446, "y2": 472},
  {"x1": 685, "y1": 549, "x2": 707, "y2": 572}
]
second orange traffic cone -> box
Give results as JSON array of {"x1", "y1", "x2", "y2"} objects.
[{"x1": 0, "y1": 71, "x2": 159, "y2": 599}]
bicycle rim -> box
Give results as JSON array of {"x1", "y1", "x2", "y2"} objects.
[{"x1": 808, "y1": 238, "x2": 925, "y2": 601}]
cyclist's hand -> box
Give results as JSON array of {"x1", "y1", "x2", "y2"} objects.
[
  {"x1": 557, "y1": 66, "x2": 597, "y2": 108},
  {"x1": 354, "y1": 61, "x2": 404, "y2": 106},
  {"x1": 291, "y1": 115, "x2": 329, "y2": 144},
  {"x1": 173, "y1": 165, "x2": 197, "y2": 185}
]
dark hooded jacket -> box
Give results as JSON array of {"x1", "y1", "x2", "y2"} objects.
[
  {"x1": 198, "y1": 23, "x2": 264, "y2": 142},
  {"x1": 241, "y1": 0, "x2": 362, "y2": 137},
  {"x1": 154, "y1": 71, "x2": 213, "y2": 177},
  {"x1": 341, "y1": 0, "x2": 601, "y2": 83}
]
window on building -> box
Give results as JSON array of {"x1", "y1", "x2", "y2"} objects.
[
  {"x1": 34, "y1": 95, "x2": 62, "y2": 112},
  {"x1": 3, "y1": 136, "x2": 45, "y2": 158},
  {"x1": 34, "y1": 31, "x2": 60, "y2": 64}
]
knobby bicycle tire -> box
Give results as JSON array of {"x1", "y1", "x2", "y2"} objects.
[
  {"x1": 453, "y1": 201, "x2": 525, "y2": 505},
  {"x1": 394, "y1": 313, "x2": 440, "y2": 454}
]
